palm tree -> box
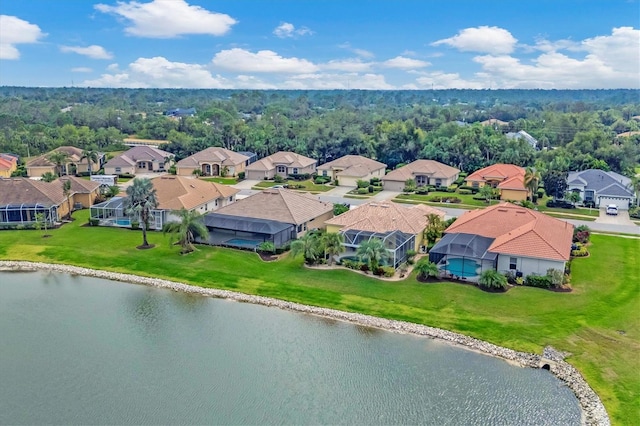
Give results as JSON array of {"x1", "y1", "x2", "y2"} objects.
[
  {"x1": 48, "y1": 150, "x2": 70, "y2": 177},
  {"x1": 524, "y1": 167, "x2": 541, "y2": 202},
  {"x1": 322, "y1": 232, "x2": 344, "y2": 265},
  {"x1": 41, "y1": 172, "x2": 56, "y2": 182},
  {"x1": 414, "y1": 257, "x2": 439, "y2": 280},
  {"x1": 290, "y1": 233, "x2": 321, "y2": 265},
  {"x1": 479, "y1": 184, "x2": 495, "y2": 204},
  {"x1": 357, "y1": 238, "x2": 388, "y2": 272},
  {"x1": 62, "y1": 179, "x2": 72, "y2": 219},
  {"x1": 162, "y1": 208, "x2": 208, "y2": 254},
  {"x1": 424, "y1": 213, "x2": 445, "y2": 247},
  {"x1": 81, "y1": 149, "x2": 99, "y2": 176},
  {"x1": 124, "y1": 178, "x2": 158, "y2": 248},
  {"x1": 478, "y1": 269, "x2": 508, "y2": 291}
]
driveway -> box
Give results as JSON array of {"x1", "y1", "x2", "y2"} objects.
[
  {"x1": 231, "y1": 179, "x2": 260, "y2": 190},
  {"x1": 595, "y1": 208, "x2": 636, "y2": 226}
]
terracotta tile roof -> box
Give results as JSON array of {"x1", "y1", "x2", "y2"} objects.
[
  {"x1": 466, "y1": 163, "x2": 525, "y2": 182},
  {"x1": 104, "y1": 146, "x2": 172, "y2": 168},
  {"x1": 245, "y1": 151, "x2": 316, "y2": 171},
  {"x1": 0, "y1": 154, "x2": 18, "y2": 171},
  {"x1": 58, "y1": 175, "x2": 101, "y2": 194},
  {"x1": 0, "y1": 178, "x2": 66, "y2": 206},
  {"x1": 317, "y1": 155, "x2": 386, "y2": 178},
  {"x1": 480, "y1": 118, "x2": 508, "y2": 126},
  {"x1": 151, "y1": 176, "x2": 239, "y2": 211},
  {"x1": 497, "y1": 174, "x2": 527, "y2": 191},
  {"x1": 382, "y1": 160, "x2": 460, "y2": 182},
  {"x1": 215, "y1": 188, "x2": 333, "y2": 225},
  {"x1": 445, "y1": 203, "x2": 573, "y2": 261},
  {"x1": 176, "y1": 147, "x2": 250, "y2": 168},
  {"x1": 26, "y1": 146, "x2": 85, "y2": 167},
  {"x1": 325, "y1": 201, "x2": 445, "y2": 235}
]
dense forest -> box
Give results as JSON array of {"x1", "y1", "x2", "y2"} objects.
[{"x1": 1, "y1": 87, "x2": 639, "y2": 177}]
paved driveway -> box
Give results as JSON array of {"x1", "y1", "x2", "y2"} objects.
[{"x1": 595, "y1": 208, "x2": 636, "y2": 226}]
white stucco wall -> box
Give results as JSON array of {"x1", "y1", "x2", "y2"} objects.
[{"x1": 497, "y1": 254, "x2": 566, "y2": 277}]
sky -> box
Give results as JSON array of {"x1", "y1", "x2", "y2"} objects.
[{"x1": 0, "y1": 0, "x2": 639, "y2": 90}]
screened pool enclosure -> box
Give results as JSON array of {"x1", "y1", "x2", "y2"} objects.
[
  {"x1": 428, "y1": 233, "x2": 498, "y2": 281},
  {"x1": 339, "y1": 229, "x2": 415, "y2": 269},
  {"x1": 90, "y1": 197, "x2": 164, "y2": 229},
  {"x1": 0, "y1": 203, "x2": 58, "y2": 227}
]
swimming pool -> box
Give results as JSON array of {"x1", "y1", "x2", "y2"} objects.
[
  {"x1": 443, "y1": 258, "x2": 480, "y2": 278},
  {"x1": 225, "y1": 238, "x2": 261, "y2": 248},
  {"x1": 115, "y1": 219, "x2": 131, "y2": 226}
]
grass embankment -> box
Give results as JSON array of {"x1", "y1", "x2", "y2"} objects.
[
  {"x1": 200, "y1": 177, "x2": 238, "y2": 185},
  {"x1": 253, "y1": 179, "x2": 333, "y2": 192},
  {"x1": 0, "y1": 210, "x2": 638, "y2": 424}
]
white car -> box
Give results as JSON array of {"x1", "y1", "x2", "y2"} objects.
[{"x1": 606, "y1": 204, "x2": 618, "y2": 215}]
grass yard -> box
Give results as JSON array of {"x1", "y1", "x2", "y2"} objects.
[
  {"x1": 253, "y1": 179, "x2": 333, "y2": 192},
  {"x1": 0, "y1": 210, "x2": 638, "y2": 424},
  {"x1": 201, "y1": 177, "x2": 238, "y2": 185}
]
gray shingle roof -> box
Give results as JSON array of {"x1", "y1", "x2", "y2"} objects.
[{"x1": 567, "y1": 169, "x2": 633, "y2": 197}]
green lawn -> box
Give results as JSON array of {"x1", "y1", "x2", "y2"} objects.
[
  {"x1": 253, "y1": 179, "x2": 333, "y2": 192},
  {"x1": 201, "y1": 177, "x2": 238, "y2": 185},
  {"x1": 1, "y1": 210, "x2": 638, "y2": 424}
]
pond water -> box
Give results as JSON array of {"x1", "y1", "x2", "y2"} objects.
[{"x1": 0, "y1": 270, "x2": 581, "y2": 425}]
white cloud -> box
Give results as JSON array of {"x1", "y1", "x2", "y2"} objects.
[
  {"x1": 283, "y1": 73, "x2": 394, "y2": 90},
  {"x1": 71, "y1": 67, "x2": 93, "y2": 73},
  {"x1": 382, "y1": 56, "x2": 430, "y2": 69},
  {"x1": 94, "y1": 0, "x2": 237, "y2": 38},
  {"x1": 83, "y1": 56, "x2": 230, "y2": 88},
  {"x1": 273, "y1": 22, "x2": 313, "y2": 38},
  {"x1": 414, "y1": 71, "x2": 485, "y2": 89},
  {"x1": 0, "y1": 15, "x2": 46, "y2": 59},
  {"x1": 321, "y1": 58, "x2": 373, "y2": 72},
  {"x1": 470, "y1": 27, "x2": 640, "y2": 89},
  {"x1": 60, "y1": 45, "x2": 113, "y2": 59},
  {"x1": 212, "y1": 48, "x2": 318, "y2": 73},
  {"x1": 338, "y1": 42, "x2": 375, "y2": 59},
  {"x1": 432, "y1": 26, "x2": 517, "y2": 54}
]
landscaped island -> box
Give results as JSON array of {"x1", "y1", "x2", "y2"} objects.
[{"x1": 0, "y1": 209, "x2": 637, "y2": 425}]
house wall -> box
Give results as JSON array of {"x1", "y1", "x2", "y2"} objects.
[
  {"x1": 0, "y1": 164, "x2": 17, "y2": 178},
  {"x1": 176, "y1": 166, "x2": 197, "y2": 176},
  {"x1": 297, "y1": 210, "x2": 333, "y2": 237},
  {"x1": 105, "y1": 165, "x2": 135, "y2": 175},
  {"x1": 496, "y1": 254, "x2": 566, "y2": 278},
  {"x1": 500, "y1": 189, "x2": 528, "y2": 201},
  {"x1": 72, "y1": 191, "x2": 99, "y2": 208},
  {"x1": 338, "y1": 168, "x2": 386, "y2": 187},
  {"x1": 27, "y1": 166, "x2": 56, "y2": 178},
  {"x1": 381, "y1": 179, "x2": 405, "y2": 192},
  {"x1": 326, "y1": 224, "x2": 342, "y2": 234}
]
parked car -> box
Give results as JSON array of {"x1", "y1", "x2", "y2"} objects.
[
  {"x1": 546, "y1": 200, "x2": 576, "y2": 209},
  {"x1": 606, "y1": 204, "x2": 618, "y2": 215}
]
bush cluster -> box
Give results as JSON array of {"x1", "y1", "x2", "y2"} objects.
[{"x1": 524, "y1": 274, "x2": 552, "y2": 289}]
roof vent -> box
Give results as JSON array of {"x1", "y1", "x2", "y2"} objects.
[{"x1": 497, "y1": 208, "x2": 508, "y2": 212}]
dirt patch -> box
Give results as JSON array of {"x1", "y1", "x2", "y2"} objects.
[
  {"x1": 257, "y1": 251, "x2": 278, "y2": 262},
  {"x1": 136, "y1": 244, "x2": 155, "y2": 250}
]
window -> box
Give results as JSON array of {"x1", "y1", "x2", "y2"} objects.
[
  {"x1": 204, "y1": 204, "x2": 208, "y2": 211},
  {"x1": 293, "y1": 168, "x2": 299, "y2": 175},
  {"x1": 322, "y1": 170, "x2": 327, "y2": 176},
  {"x1": 115, "y1": 167, "x2": 121, "y2": 173},
  {"x1": 435, "y1": 178, "x2": 442, "y2": 186},
  {"x1": 297, "y1": 224, "x2": 303, "y2": 232},
  {"x1": 472, "y1": 181, "x2": 479, "y2": 188},
  {"x1": 509, "y1": 257, "x2": 517, "y2": 270},
  {"x1": 229, "y1": 196, "x2": 233, "y2": 202},
  {"x1": 277, "y1": 165, "x2": 286, "y2": 174},
  {"x1": 215, "y1": 200, "x2": 218, "y2": 206}
]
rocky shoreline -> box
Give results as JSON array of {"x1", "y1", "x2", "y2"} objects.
[{"x1": 0, "y1": 260, "x2": 609, "y2": 426}]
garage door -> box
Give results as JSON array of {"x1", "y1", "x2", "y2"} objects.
[{"x1": 598, "y1": 196, "x2": 630, "y2": 210}]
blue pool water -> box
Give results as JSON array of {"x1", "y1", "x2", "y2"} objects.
[
  {"x1": 115, "y1": 219, "x2": 131, "y2": 226},
  {"x1": 444, "y1": 258, "x2": 480, "y2": 278},
  {"x1": 226, "y1": 238, "x2": 260, "y2": 248}
]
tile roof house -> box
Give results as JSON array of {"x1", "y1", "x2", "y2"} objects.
[
  {"x1": 567, "y1": 169, "x2": 635, "y2": 209},
  {"x1": 0, "y1": 177, "x2": 100, "y2": 227},
  {"x1": 26, "y1": 146, "x2": 103, "y2": 178},
  {"x1": 103, "y1": 146, "x2": 173, "y2": 176},
  {"x1": 0, "y1": 153, "x2": 18, "y2": 178},
  {"x1": 203, "y1": 188, "x2": 333, "y2": 249},
  {"x1": 381, "y1": 160, "x2": 460, "y2": 192},
  {"x1": 429, "y1": 203, "x2": 573, "y2": 282},
  {"x1": 245, "y1": 151, "x2": 317, "y2": 181},
  {"x1": 317, "y1": 155, "x2": 387, "y2": 187},
  {"x1": 90, "y1": 176, "x2": 238, "y2": 229},
  {"x1": 465, "y1": 164, "x2": 528, "y2": 201},
  {"x1": 480, "y1": 118, "x2": 509, "y2": 127},
  {"x1": 325, "y1": 201, "x2": 445, "y2": 268},
  {"x1": 176, "y1": 147, "x2": 250, "y2": 177}
]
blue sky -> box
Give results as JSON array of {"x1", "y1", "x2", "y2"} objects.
[{"x1": 1, "y1": 0, "x2": 639, "y2": 89}]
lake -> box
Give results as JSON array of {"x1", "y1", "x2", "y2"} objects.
[{"x1": 0, "y1": 270, "x2": 581, "y2": 425}]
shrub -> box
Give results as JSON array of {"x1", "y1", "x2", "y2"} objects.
[
  {"x1": 415, "y1": 187, "x2": 429, "y2": 195},
  {"x1": 458, "y1": 172, "x2": 468, "y2": 178},
  {"x1": 288, "y1": 173, "x2": 311, "y2": 181},
  {"x1": 238, "y1": 172, "x2": 245, "y2": 180},
  {"x1": 368, "y1": 185, "x2": 375, "y2": 193},
  {"x1": 274, "y1": 174, "x2": 285, "y2": 183},
  {"x1": 369, "y1": 177, "x2": 381, "y2": 185},
  {"x1": 130, "y1": 221, "x2": 140, "y2": 230},
  {"x1": 333, "y1": 203, "x2": 350, "y2": 216},
  {"x1": 571, "y1": 244, "x2": 589, "y2": 257},
  {"x1": 573, "y1": 225, "x2": 590, "y2": 243},
  {"x1": 629, "y1": 206, "x2": 640, "y2": 219},
  {"x1": 547, "y1": 269, "x2": 564, "y2": 288},
  {"x1": 524, "y1": 274, "x2": 552, "y2": 289},
  {"x1": 537, "y1": 189, "x2": 545, "y2": 198},
  {"x1": 478, "y1": 270, "x2": 508, "y2": 291},
  {"x1": 358, "y1": 188, "x2": 368, "y2": 195},
  {"x1": 357, "y1": 179, "x2": 369, "y2": 189},
  {"x1": 359, "y1": 263, "x2": 369, "y2": 273},
  {"x1": 428, "y1": 196, "x2": 442, "y2": 202},
  {"x1": 88, "y1": 218, "x2": 100, "y2": 226},
  {"x1": 381, "y1": 266, "x2": 396, "y2": 277},
  {"x1": 458, "y1": 185, "x2": 478, "y2": 193},
  {"x1": 458, "y1": 189, "x2": 472, "y2": 195},
  {"x1": 314, "y1": 176, "x2": 330, "y2": 184},
  {"x1": 258, "y1": 241, "x2": 276, "y2": 254}
]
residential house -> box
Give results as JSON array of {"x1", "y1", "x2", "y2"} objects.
[
  {"x1": 0, "y1": 154, "x2": 18, "y2": 178},
  {"x1": 203, "y1": 188, "x2": 333, "y2": 249},
  {"x1": 465, "y1": 164, "x2": 528, "y2": 201},
  {"x1": 0, "y1": 177, "x2": 100, "y2": 227},
  {"x1": 567, "y1": 169, "x2": 635, "y2": 209},
  {"x1": 245, "y1": 151, "x2": 317, "y2": 180},
  {"x1": 325, "y1": 201, "x2": 445, "y2": 268},
  {"x1": 26, "y1": 146, "x2": 103, "y2": 178},
  {"x1": 505, "y1": 130, "x2": 538, "y2": 150},
  {"x1": 317, "y1": 155, "x2": 387, "y2": 187},
  {"x1": 122, "y1": 138, "x2": 170, "y2": 148},
  {"x1": 381, "y1": 160, "x2": 460, "y2": 192},
  {"x1": 480, "y1": 118, "x2": 509, "y2": 127},
  {"x1": 164, "y1": 108, "x2": 196, "y2": 118},
  {"x1": 428, "y1": 203, "x2": 573, "y2": 282},
  {"x1": 90, "y1": 175, "x2": 238, "y2": 229},
  {"x1": 176, "y1": 147, "x2": 250, "y2": 177},
  {"x1": 103, "y1": 146, "x2": 173, "y2": 175}
]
